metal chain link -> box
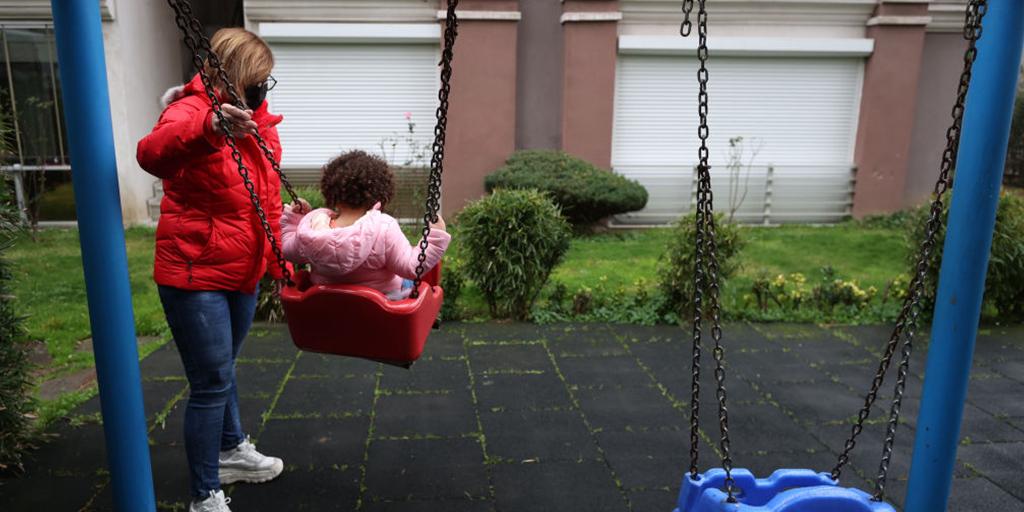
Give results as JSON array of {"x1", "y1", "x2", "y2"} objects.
[
  {"x1": 411, "y1": 0, "x2": 459, "y2": 298},
  {"x1": 828, "y1": 1, "x2": 988, "y2": 501},
  {"x1": 166, "y1": 0, "x2": 291, "y2": 284},
  {"x1": 684, "y1": 0, "x2": 737, "y2": 502},
  {"x1": 170, "y1": 0, "x2": 300, "y2": 207}
]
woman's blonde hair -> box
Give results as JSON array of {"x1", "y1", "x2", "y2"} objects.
[{"x1": 204, "y1": 28, "x2": 274, "y2": 98}]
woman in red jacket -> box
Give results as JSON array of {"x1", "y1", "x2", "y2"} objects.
[{"x1": 137, "y1": 28, "x2": 284, "y2": 512}]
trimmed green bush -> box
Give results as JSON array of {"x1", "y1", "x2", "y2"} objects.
[
  {"x1": 658, "y1": 213, "x2": 745, "y2": 319},
  {"x1": 0, "y1": 109, "x2": 33, "y2": 473},
  {"x1": 458, "y1": 189, "x2": 572, "y2": 320},
  {"x1": 484, "y1": 150, "x2": 648, "y2": 227},
  {"x1": 907, "y1": 191, "x2": 1024, "y2": 321}
]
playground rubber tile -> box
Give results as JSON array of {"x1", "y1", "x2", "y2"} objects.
[
  {"x1": 234, "y1": 362, "x2": 291, "y2": 393},
  {"x1": 604, "y1": 453, "x2": 687, "y2": 490},
  {"x1": 492, "y1": 460, "x2": 629, "y2": 512},
  {"x1": 240, "y1": 335, "x2": 299, "y2": 360},
  {"x1": 149, "y1": 400, "x2": 186, "y2": 445},
  {"x1": 373, "y1": 392, "x2": 478, "y2": 438},
  {"x1": 725, "y1": 403, "x2": 823, "y2": 455},
  {"x1": 27, "y1": 422, "x2": 107, "y2": 474},
  {"x1": 361, "y1": 498, "x2": 495, "y2": 512},
  {"x1": 947, "y1": 476, "x2": 1024, "y2": 511},
  {"x1": 380, "y1": 359, "x2": 470, "y2": 391},
  {"x1": 468, "y1": 343, "x2": 552, "y2": 373},
  {"x1": 364, "y1": 438, "x2": 488, "y2": 500},
  {"x1": 460, "y1": 322, "x2": 542, "y2": 342},
  {"x1": 480, "y1": 409, "x2": 599, "y2": 462},
  {"x1": 780, "y1": 337, "x2": 871, "y2": 365},
  {"x1": 140, "y1": 378, "x2": 187, "y2": 421},
  {"x1": 474, "y1": 372, "x2": 573, "y2": 412},
  {"x1": 228, "y1": 467, "x2": 360, "y2": 511},
  {"x1": 273, "y1": 376, "x2": 374, "y2": 416},
  {"x1": 967, "y1": 376, "x2": 1024, "y2": 417},
  {"x1": 629, "y1": 489, "x2": 678, "y2": 511},
  {"x1": 139, "y1": 342, "x2": 185, "y2": 379},
  {"x1": 148, "y1": 443, "x2": 191, "y2": 503},
  {"x1": 828, "y1": 325, "x2": 897, "y2": 355},
  {"x1": 0, "y1": 473, "x2": 103, "y2": 511},
  {"x1": 575, "y1": 387, "x2": 682, "y2": 431},
  {"x1": 956, "y1": 402, "x2": 1024, "y2": 443},
  {"x1": 595, "y1": 428, "x2": 688, "y2": 462},
  {"x1": 556, "y1": 355, "x2": 654, "y2": 389},
  {"x1": 548, "y1": 334, "x2": 629, "y2": 358},
  {"x1": 237, "y1": 393, "x2": 274, "y2": 434},
  {"x1": 988, "y1": 357, "x2": 1024, "y2": 384},
  {"x1": 734, "y1": 352, "x2": 823, "y2": 385},
  {"x1": 846, "y1": 425, "x2": 917, "y2": 482},
  {"x1": 258, "y1": 417, "x2": 368, "y2": 469},
  {"x1": 416, "y1": 329, "x2": 465, "y2": 359},
  {"x1": 291, "y1": 352, "x2": 378, "y2": 377},
  {"x1": 760, "y1": 380, "x2": 870, "y2": 423},
  {"x1": 956, "y1": 442, "x2": 1024, "y2": 499}
]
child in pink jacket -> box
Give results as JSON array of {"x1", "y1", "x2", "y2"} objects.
[{"x1": 281, "y1": 150, "x2": 450, "y2": 300}]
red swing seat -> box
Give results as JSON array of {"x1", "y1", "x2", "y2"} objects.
[{"x1": 280, "y1": 264, "x2": 443, "y2": 367}]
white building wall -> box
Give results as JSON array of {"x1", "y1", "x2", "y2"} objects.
[
  {"x1": 0, "y1": 0, "x2": 179, "y2": 225},
  {"x1": 101, "y1": 0, "x2": 181, "y2": 225}
]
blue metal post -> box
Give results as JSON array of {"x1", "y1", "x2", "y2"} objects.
[
  {"x1": 50, "y1": 1, "x2": 156, "y2": 510},
  {"x1": 905, "y1": 2, "x2": 1024, "y2": 511}
]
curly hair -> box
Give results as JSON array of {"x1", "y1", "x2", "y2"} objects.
[{"x1": 320, "y1": 150, "x2": 395, "y2": 210}]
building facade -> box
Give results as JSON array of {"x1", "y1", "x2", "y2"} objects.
[{"x1": 0, "y1": 0, "x2": 973, "y2": 225}]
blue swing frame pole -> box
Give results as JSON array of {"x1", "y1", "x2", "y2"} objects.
[
  {"x1": 904, "y1": 2, "x2": 1024, "y2": 511},
  {"x1": 50, "y1": 1, "x2": 156, "y2": 510}
]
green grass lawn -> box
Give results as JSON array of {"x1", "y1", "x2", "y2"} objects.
[
  {"x1": 12, "y1": 223, "x2": 907, "y2": 374},
  {"x1": 10, "y1": 227, "x2": 167, "y2": 373}
]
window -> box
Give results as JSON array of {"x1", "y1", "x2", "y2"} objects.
[{"x1": 0, "y1": 24, "x2": 74, "y2": 222}]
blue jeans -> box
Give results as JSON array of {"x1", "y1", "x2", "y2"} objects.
[{"x1": 158, "y1": 285, "x2": 258, "y2": 499}]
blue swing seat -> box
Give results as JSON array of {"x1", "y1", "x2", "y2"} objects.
[{"x1": 674, "y1": 469, "x2": 896, "y2": 512}]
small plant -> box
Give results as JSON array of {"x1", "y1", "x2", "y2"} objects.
[
  {"x1": 724, "y1": 136, "x2": 764, "y2": 223},
  {"x1": 657, "y1": 212, "x2": 744, "y2": 319},
  {"x1": 906, "y1": 192, "x2": 1024, "y2": 321},
  {"x1": 484, "y1": 150, "x2": 648, "y2": 228},
  {"x1": 457, "y1": 189, "x2": 571, "y2": 320},
  {"x1": 438, "y1": 255, "x2": 465, "y2": 322},
  {"x1": 811, "y1": 266, "x2": 877, "y2": 312}
]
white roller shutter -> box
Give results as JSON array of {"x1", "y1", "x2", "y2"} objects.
[
  {"x1": 612, "y1": 54, "x2": 862, "y2": 224},
  {"x1": 267, "y1": 43, "x2": 439, "y2": 180}
]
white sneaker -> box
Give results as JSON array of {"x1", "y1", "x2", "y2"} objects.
[
  {"x1": 218, "y1": 436, "x2": 284, "y2": 484},
  {"x1": 190, "y1": 490, "x2": 232, "y2": 512}
]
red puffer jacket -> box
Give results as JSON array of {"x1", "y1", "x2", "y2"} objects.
[{"x1": 137, "y1": 74, "x2": 284, "y2": 294}]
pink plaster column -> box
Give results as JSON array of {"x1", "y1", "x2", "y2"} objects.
[
  {"x1": 561, "y1": 0, "x2": 620, "y2": 169},
  {"x1": 852, "y1": 1, "x2": 930, "y2": 216},
  {"x1": 441, "y1": 0, "x2": 520, "y2": 215}
]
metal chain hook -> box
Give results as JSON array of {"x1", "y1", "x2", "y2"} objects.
[
  {"x1": 828, "y1": 1, "x2": 988, "y2": 501},
  {"x1": 683, "y1": 0, "x2": 737, "y2": 502},
  {"x1": 410, "y1": 0, "x2": 459, "y2": 298}
]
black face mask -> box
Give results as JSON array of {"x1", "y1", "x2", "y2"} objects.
[{"x1": 244, "y1": 83, "x2": 268, "y2": 109}]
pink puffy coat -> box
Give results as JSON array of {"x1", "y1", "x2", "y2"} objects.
[{"x1": 281, "y1": 205, "x2": 450, "y2": 298}]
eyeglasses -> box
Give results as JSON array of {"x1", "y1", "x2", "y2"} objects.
[{"x1": 263, "y1": 75, "x2": 277, "y2": 91}]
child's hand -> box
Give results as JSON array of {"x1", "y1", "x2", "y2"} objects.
[
  {"x1": 211, "y1": 104, "x2": 257, "y2": 136},
  {"x1": 430, "y1": 215, "x2": 446, "y2": 232},
  {"x1": 292, "y1": 198, "x2": 312, "y2": 215}
]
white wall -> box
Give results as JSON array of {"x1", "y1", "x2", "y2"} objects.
[{"x1": 102, "y1": 0, "x2": 182, "y2": 225}]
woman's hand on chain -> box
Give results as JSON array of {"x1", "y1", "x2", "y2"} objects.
[{"x1": 211, "y1": 104, "x2": 257, "y2": 136}]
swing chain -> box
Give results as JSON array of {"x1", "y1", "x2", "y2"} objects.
[
  {"x1": 411, "y1": 0, "x2": 459, "y2": 298},
  {"x1": 685, "y1": 0, "x2": 737, "y2": 502},
  {"x1": 829, "y1": 0, "x2": 988, "y2": 499},
  {"x1": 169, "y1": 0, "x2": 300, "y2": 207},
  {"x1": 680, "y1": 0, "x2": 694, "y2": 36},
  {"x1": 166, "y1": 0, "x2": 292, "y2": 285}
]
